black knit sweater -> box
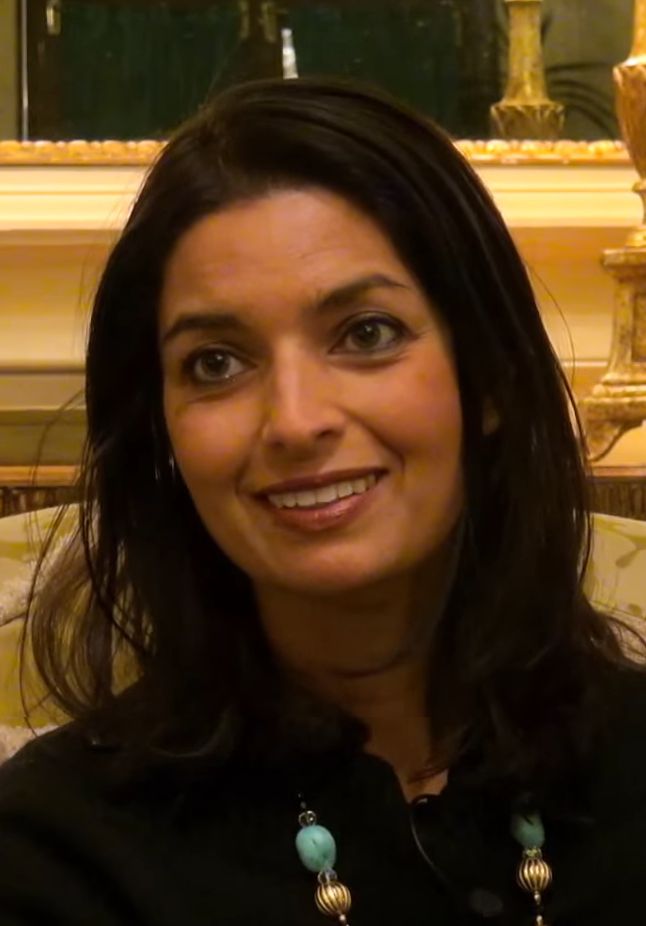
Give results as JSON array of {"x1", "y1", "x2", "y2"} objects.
[{"x1": 0, "y1": 670, "x2": 645, "y2": 925}]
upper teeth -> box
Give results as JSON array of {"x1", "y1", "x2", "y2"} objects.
[{"x1": 267, "y1": 473, "x2": 378, "y2": 509}]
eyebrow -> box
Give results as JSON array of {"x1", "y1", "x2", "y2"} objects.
[{"x1": 160, "y1": 272, "x2": 409, "y2": 348}]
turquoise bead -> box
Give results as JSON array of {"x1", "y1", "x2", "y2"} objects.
[
  {"x1": 510, "y1": 811, "x2": 545, "y2": 849},
  {"x1": 295, "y1": 824, "x2": 337, "y2": 873}
]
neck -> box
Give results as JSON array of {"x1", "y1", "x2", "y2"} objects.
[{"x1": 254, "y1": 562, "x2": 451, "y2": 799}]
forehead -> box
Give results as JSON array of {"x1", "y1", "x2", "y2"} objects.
[{"x1": 159, "y1": 188, "x2": 416, "y2": 313}]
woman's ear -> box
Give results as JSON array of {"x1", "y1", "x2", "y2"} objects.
[{"x1": 482, "y1": 398, "x2": 500, "y2": 436}]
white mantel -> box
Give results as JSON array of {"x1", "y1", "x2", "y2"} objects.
[{"x1": 0, "y1": 162, "x2": 640, "y2": 238}]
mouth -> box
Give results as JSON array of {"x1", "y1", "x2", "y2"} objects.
[
  {"x1": 264, "y1": 471, "x2": 381, "y2": 511},
  {"x1": 253, "y1": 470, "x2": 386, "y2": 533}
]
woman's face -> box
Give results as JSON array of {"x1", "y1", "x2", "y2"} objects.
[{"x1": 160, "y1": 188, "x2": 463, "y2": 597}]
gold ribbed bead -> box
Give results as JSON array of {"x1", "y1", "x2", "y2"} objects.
[
  {"x1": 315, "y1": 881, "x2": 352, "y2": 917},
  {"x1": 517, "y1": 853, "x2": 553, "y2": 895}
]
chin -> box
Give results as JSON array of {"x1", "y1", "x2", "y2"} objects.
[{"x1": 265, "y1": 556, "x2": 409, "y2": 599}]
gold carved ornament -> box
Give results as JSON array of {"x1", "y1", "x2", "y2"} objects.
[
  {"x1": 580, "y1": 0, "x2": 646, "y2": 461},
  {"x1": 0, "y1": 138, "x2": 629, "y2": 168},
  {"x1": 490, "y1": 0, "x2": 564, "y2": 141}
]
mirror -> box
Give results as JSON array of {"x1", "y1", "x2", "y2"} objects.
[{"x1": 0, "y1": 0, "x2": 636, "y2": 164}]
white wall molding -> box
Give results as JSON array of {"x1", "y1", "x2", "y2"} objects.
[
  {"x1": 0, "y1": 370, "x2": 84, "y2": 407},
  {"x1": 0, "y1": 166, "x2": 145, "y2": 240},
  {"x1": 477, "y1": 164, "x2": 641, "y2": 229},
  {"x1": 0, "y1": 163, "x2": 642, "y2": 241}
]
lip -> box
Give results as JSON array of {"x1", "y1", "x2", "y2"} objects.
[
  {"x1": 256, "y1": 472, "x2": 384, "y2": 533},
  {"x1": 256, "y1": 467, "x2": 386, "y2": 496}
]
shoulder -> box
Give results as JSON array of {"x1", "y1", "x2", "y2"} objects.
[
  {"x1": 0, "y1": 723, "x2": 126, "y2": 856},
  {"x1": 543, "y1": 666, "x2": 646, "y2": 921},
  {"x1": 586, "y1": 665, "x2": 646, "y2": 813},
  {"x1": 0, "y1": 724, "x2": 199, "y2": 924},
  {"x1": 595, "y1": 665, "x2": 646, "y2": 758},
  {"x1": 0, "y1": 722, "x2": 105, "y2": 798},
  {"x1": 0, "y1": 723, "x2": 83, "y2": 787},
  {"x1": 0, "y1": 721, "x2": 189, "y2": 826},
  {"x1": 0, "y1": 725, "x2": 117, "y2": 920}
]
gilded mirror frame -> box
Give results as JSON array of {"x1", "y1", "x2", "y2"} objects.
[
  {"x1": 1, "y1": 0, "x2": 636, "y2": 167},
  {"x1": 0, "y1": 138, "x2": 630, "y2": 166}
]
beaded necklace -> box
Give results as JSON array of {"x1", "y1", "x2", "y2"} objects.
[{"x1": 295, "y1": 797, "x2": 552, "y2": 925}]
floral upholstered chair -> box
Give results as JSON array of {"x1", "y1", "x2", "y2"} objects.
[
  {"x1": 584, "y1": 514, "x2": 646, "y2": 626},
  {"x1": 0, "y1": 507, "x2": 645, "y2": 762},
  {"x1": 0, "y1": 506, "x2": 76, "y2": 759}
]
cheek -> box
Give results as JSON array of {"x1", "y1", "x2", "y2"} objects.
[
  {"x1": 378, "y1": 360, "x2": 463, "y2": 462},
  {"x1": 164, "y1": 400, "x2": 251, "y2": 496},
  {"x1": 401, "y1": 365, "x2": 464, "y2": 535}
]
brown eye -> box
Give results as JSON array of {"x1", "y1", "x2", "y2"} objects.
[
  {"x1": 184, "y1": 348, "x2": 248, "y2": 385},
  {"x1": 338, "y1": 316, "x2": 405, "y2": 353}
]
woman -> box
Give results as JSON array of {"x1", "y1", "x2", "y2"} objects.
[{"x1": 0, "y1": 77, "x2": 644, "y2": 925}]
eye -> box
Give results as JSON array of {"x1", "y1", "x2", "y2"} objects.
[
  {"x1": 335, "y1": 315, "x2": 406, "y2": 353},
  {"x1": 182, "y1": 347, "x2": 249, "y2": 386}
]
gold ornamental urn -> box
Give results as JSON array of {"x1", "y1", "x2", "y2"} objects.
[{"x1": 581, "y1": 0, "x2": 646, "y2": 460}]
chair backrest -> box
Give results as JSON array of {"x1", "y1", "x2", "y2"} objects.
[
  {"x1": 586, "y1": 513, "x2": 646, "y2": 623},
  {"x1": 0, "y1": 506, "x2": 76, "y2": 757}
]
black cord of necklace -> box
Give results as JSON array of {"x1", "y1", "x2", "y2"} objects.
[{"x1": 409, "y1": 807, "x2": 505, "y2": 920}]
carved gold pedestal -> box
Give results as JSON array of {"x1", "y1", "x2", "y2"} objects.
[
  {"x1": 580, "y1": 0, "x2": 646, "y2": 461},
  {"x1": 582, "y1": 250, "x2": 646, "y2": 459},
  {"x1": 491, "y1": 0, "x2": 564, "y2": 140}
]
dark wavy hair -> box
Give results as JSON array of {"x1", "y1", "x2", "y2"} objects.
[{"x1": 25, "y1": 77, "x2": 632, "y2": 787}]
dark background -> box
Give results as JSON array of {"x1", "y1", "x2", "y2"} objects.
[
  {"x1": 23, "y1": 0, "x2": 632, "y2": 141},
  {"x1": 24, "y1": 0, "x2": 502, "y2": 140}
]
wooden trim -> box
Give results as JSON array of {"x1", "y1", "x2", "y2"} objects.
[
  {"x1": 0, "y1": 467, "x2": 78, "y2": 517},
  {"x1": 0, "y1": 465, "x2": 77, "y2": 487},
  {"x1": 589, "y1": 465, "x2": 646, "y2": 521},
  {"x1": 591, "y1": 465, "x2": 646, "y2": 479}
]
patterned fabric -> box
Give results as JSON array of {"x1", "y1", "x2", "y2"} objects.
[
  {"x1": 0, "y1": 507, "x2": 644, "y2": 760},
  {"x1": 0, "y1": 507, "x2": 75, "y2": 753},
  {"x1": 587, "y1": 514, "x2": 646, "y2": 624}
]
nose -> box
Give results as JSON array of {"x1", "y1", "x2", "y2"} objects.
[{"x1": 260, "y1": 348, "x2": 345, "y2": 455}]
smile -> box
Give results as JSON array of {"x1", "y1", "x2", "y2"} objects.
[{"x1": 267, "y1": 473, "x2": 378, "y2": 510}]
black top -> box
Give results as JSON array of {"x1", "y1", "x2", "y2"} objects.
[{"x1": 0, "y1": 670, "x2": 646, "y2": 925}]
